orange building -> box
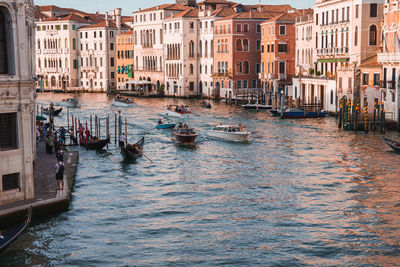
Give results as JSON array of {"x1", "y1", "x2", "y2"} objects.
[
  {"x1": 116, "y1": 30, "x2": 134, "y2": 90},
  {"x1": 213, "y1": 10, "x2": 289, "y2": 100},
  {"x1": 260, "y1": 11, "x2": 301, "y2": 105}
]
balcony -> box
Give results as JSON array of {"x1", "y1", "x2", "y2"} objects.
[
  {"x1": 317, "y1": 47, "x2": 349, "y2": 56},
  {"x1": 377, "y1": 52, "x2": 400, "y2": 63},
  {"x1": 81, "y1": 66, "x2": 98, "y2": 72},
  {"x1": 278, "y1": 73, "x2": 287, "y2": 80}
]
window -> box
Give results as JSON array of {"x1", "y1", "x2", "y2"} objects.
[
  {"x1": 330, "y1": 90, "x2": 334, "y2": 105},
  {"x1": 72, "y1": 38, "x2": 76, "y2": 50},
  {"x1": 279, "y1": 25, "x2": 286, "y2": 35},
  {"x1": 355, "y1": 5, "x2": 359, "y2": 18},
  {"x1": 0, "y1": 112, "x2": 18, "y2": 151},
  {"x1": 373, "y1": 73, "x2": 380, "y2": 86},
  {"x1": 354, "y1": 26, "x2": 358, "y2": 46},
  {"x1": 256, "y1": 24, "x2": 261, "y2": 33},
  {"x1": 110, "y1": 31, "x2": 114, "y2": 38},
  {"x1": 110, "y1": 57, "x2": 114, "y2": 67},
  {"x1": 244, "y1": 61, "x2": 249, "y2": 74},
  {"x1": 256, "y1": 63, "x2": 260, "y2": 74},
  {"x1": 316, "y1": 14, "x2": 319, "y2": 25},
  {"x1": 236, "y1": 39, "x2": 243, "y2": 51},
  {"x1": 252, "y1": 80, "x2": 257, "y2": 88},
  {"x1": 243, "y1": 80, "x2": 248, "y2": 88},
  {"x1": 100, "y1": 31, "x2": 102, "y2": 38},
  {"x1": 189, "y1": 41, "x2": 194, "y2": 57},
  {"x1": 369, "y1": 25, "x2": 377, "y2": 45},
  {"x1": 370, "y1": 4, "x2": 377, "y2": 17},
  {"x1": 237, "y1": 80, "x2": 242, "y2": 89},
  {"x1": 190, "y1": 64, "x2": 194, "y2": 74},
  {"x1": 189, "y1": 82, "x2": 194, "y2": 91},
  {"x1": 362, "y1": 73, "x2": 369, "y2": 85},
  {"x1": 243, "y1": 39, "x2": 249, "y2": 51},
  {"x1": 110, "y1": 43, "x2": 114, "y2": 50},
  {"x1": 279, "y1": 62, "x2": 285, "y2": 74},
  {"x1": 256, "y1": 40, "x2": 261, "y2": 51},
  {"x1": 72, "y1": 24, "x2": 76, "y2": 30},
  {"x1": 63, "y1": 25, "x2": 68, "y2": 30},
  {"x1": 0, "y1": 7, "x2": 12, "y2": 74},
  {"x1": 278, "y1": 43, "x2": 288, "y2": 53},
  {"x1": 111, "y1": 72, "x2": 115, "y2": 79},
  {"x1": 73, "y1": 59, "x2": 77, "y2": 69},
  {"x1": 236, "y1": 24, "x2": 242, "y2": 33},
  {"x1": 243, "y1": 24, "x2": 249, "y2": 32},
  {"x1": 2, "y1": 173, "x2": 20, "y2": 192}
]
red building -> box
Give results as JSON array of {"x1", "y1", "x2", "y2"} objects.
[{"x1": 213, "y1": 7, "x2": 292, "y2": 100}]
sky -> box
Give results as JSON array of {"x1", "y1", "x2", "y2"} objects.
[{"x1": 35, "y1": 0, "x2": 315, "y2": 16}]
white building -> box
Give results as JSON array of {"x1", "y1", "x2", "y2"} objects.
[
  {"x1": 35, "y1": 13, "x2": 93, "y2": 91},
  {"x1": 133, "y1": 3, "x2": 191, "y2": 95},
  {"x1": 78, "y1": 9, "x2": 129, "y2": 92},
  {"x1": 0, "y1": 0, "x2": 36, "y2": 205},
  {"x1": 293, "y1": 0, "x2": 384, "y2": 113}
]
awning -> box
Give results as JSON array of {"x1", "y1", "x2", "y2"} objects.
[
  {"x1": 126, "y1": 80, "x2": 153, "y2": 85},
  {"x1": 317, "y1": 58, "x2": 349, "y2": 63}
]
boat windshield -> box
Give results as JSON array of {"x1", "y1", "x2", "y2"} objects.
[{"x1": 178, "y1": 128, "x2": 195, "y2": 134}]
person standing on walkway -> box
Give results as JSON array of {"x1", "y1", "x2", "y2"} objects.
[
  {"x1": 46, "y1": 132, "x2": 54, "y2": 154},
  {"x1": 55, "y1": 158, "x2": 64, "y2": 191}
]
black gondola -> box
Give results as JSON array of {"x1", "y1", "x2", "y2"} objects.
[
  {"x1": 382, "y1": 137, "x2": 400, "y2": 153},
  {"x1": 121, "y1": 137, "x2": 144, "y2": 161},
  {"x1": 0, "y1": 207, "x2": 32, "y2": 253},
  {"x1": 80, "y1": 137, "x2": 110, "y2": 150},
  {"x1": 42, "y1": 107, "x2": 63, "y2": 116}
]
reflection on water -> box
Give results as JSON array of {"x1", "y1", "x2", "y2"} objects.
[{"x1": 2, "y1": 93, "x2": 400, "y2": 266}]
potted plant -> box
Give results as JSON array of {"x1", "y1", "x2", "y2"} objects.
[
  {"x1": 316, "y1": 71, "x2": 321, "y2": 76},
  {"x1": 309, "y1": 68, "x2": 314, "y2": 75}
]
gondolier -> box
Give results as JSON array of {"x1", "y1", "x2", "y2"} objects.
[{"x1": 119, "y1": 133, "x2": 126, "y2": 149}]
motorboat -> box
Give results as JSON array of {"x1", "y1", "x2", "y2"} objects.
[
  {"x1": 62, "y1": 98, "x2": 80, "y2": 108},
  {"x1": 172, "y1": 127, "x2": 198, "y2": 144},
  {"x1": 199, "y1": 100, "x2": 211, "y2": 109},
  {"x1": 156, "y1": 123, "x2": 176, "y2": 129},
  {"x1": 270, "y1": 108, "x2": 329, "y2": 118},
  {"x1": 207, "y1": 124, "x2": 250, "y2": 142},
  {"x1": 112, "y1": 97, "x2": 136, "y2": 107},
  {"x1": 163, "y1": 105, "x2": 191, "y2": 118}
]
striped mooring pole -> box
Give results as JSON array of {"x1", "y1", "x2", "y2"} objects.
[{"x1": 364, "y1": 100, "x2": 368, "y2": 133}]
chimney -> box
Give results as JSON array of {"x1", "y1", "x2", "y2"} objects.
[
  {"x1": 105, "y1": 12, "x2": 109, "y2": 27},
  {"x1": 115, "y1": 8, "x2": 122, "y2": 29}
]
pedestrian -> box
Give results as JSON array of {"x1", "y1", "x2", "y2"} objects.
[
  {"x1": 56, "y1": 143, "x2": 64, "y2": 161},
  {"x1": 59, "y1": 126, "x2": 66, "y2": 144},
  {"x1": 55, "y1": 157, "x2": 64, "y2": 191},
  {"x1": 47, "y1": 132, "x2": 54, "y2": 154}
]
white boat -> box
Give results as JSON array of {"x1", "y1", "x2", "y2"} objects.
[
  {"x1": 112, "y1": 98, "x2": 136, "y2": 107},
  {"x1": 62, "y1": 98, "x2": 80, "y2": 108},
  {"x1": 207, "y1": 124, "x2": 250, "y2": 142},
  {"x1": 162, "y1": 105, "x2": 191, "y2": 118}
]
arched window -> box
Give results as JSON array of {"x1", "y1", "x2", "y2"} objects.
[
  {"x1": 236, "y1": 39, "x2": 243, "y2": 51},
  {"x1": 244, "y1": 61, "x2": 249, "y2": 74},
  {"x1": 210, "y1": 40, "x2": 214, "y2": 57},
  {"x1": 217, "y1": 40, "x2": 221, "y2": 52},
  {"x1": 330, "y1": 90, "x2": 334, "y2": 105},
  {"x1": 243, "y1": 39, "x2": 249, "y2": 51},
  {"x1": 0, "y1": 7, "x2": 13, "y2": 74},
  {"x1": 217, "y1": 62, "x2": 221, "y2": 73},
  {"x1": 369, "y1": 25, "x2": 377, "y2": 46},
  {"x1": 236, "y1": 61, "x2": 242, "y2": 74},
  {"x1": 225, "y1": 39, "x2": 228, "y2": 52},
  {"x1": 199, "y1": 40, "x2": 202, "y2": 57},
  {"x1": 354, "y1": 26, "x2": 358, "y2": 46},
  {"x1": 205, "y1": 40, "x2": 208, "y2": 57},
  {"x1": 190, "y1": 64, "x2": 194, "y2": 74},
  {"x1": 189, "y1": 40, "x2": 194, "y2": 57}
]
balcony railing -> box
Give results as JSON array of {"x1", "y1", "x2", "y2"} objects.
[
  {"x1": 377, "y1": 52, "x2": 400, "y2": 63},
  {"x1": 278, "y1": 73, "x2": 287, "y2": 80},
  {"x1": 317, "y1": 47, "x2": 349, "y2": 56}
]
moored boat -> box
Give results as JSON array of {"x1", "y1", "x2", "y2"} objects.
[
  {"x1": 242, "y1": 104, "x2": 272, "y2": 110},
  {"x1": 163, "y1": 105, "x2": 191, "y2": 117},
  {"x1": 0, "y1": 207, "x2": 32, "y2": 253},
  {"x1": 121, "y1": 137, "x2": 144, "y2": 160},
  {"x1": 382, "y1": 137, "x2": 400, "y2": 153},
  {"x1": 80, "y1": 137, "x2": 110, "y2": 150},
  {"x1": 172, "y1": 126, "x2": 198, "y2": 144},
  {"x1": 156, "y1": 123, "x2": 176, "y2": 129},
  {"x1": 207, "y1": 124, "x2": 250, "y2": 142},
  {"x1": 270, "y1": 108, "x2": 328, "y2": 118},
  {"x1": 112, "y1": 97, "x2": 136, "y2": 107}
]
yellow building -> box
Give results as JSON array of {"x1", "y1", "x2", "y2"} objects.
[{"x1": 116, "y1": 30, "x2": 134, "y2": 91}]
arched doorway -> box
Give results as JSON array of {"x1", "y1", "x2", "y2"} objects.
[
  {"x1": 320, "y1": 85, "x2": 324, "y2": 108},
  {"x1": 51, "y1": 76, "x2": 56, "y2": 89},
  {"x1": 215, "y1": 82, "x2": 221, "y2": 98},
  {"x1": 199, "y1": 81, "x2": 203, "y2": 95},
  {"x1": 156, "y1": 80, "x2": 160, "y2": 92}
]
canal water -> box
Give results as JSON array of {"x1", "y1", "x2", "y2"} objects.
[{"x1": 2, "y1": 93, "x2": 400, "y2": 266}]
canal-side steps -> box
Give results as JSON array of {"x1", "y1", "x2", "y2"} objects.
[{"x1": 0, "y1": 142, "x2": 79, "y2": 228}]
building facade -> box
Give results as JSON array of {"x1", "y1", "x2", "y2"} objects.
[
  {"x1": 0, "y1": 0, "x2": 36, "y2": 205},
  {"x1": 133, "y1": 4, "x2": 190, "y2": 95},
  {"x1": 377, "y1": 0, "x2": 400, "y2": 124},
  {"x1": 116, "y1": 30, "x2": 134, "y2": 90}
]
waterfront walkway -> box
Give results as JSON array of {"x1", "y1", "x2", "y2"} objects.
[{"x1": 0, "y1": 141, "x2": 79, "y2": 227}]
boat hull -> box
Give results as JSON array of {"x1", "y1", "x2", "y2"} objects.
[
  {"x1": 81, "y1": 137, "x2": 110, "y2": 150},
  {"x1": 242, "y1": 104, "x2": 272, "y2": 110},
  {"x1": 269, "y1": 110, "x2": 328, "y2": 118},
  {"x1": 42, "y1": 107, "x2": 62, "y2": 116},
  {"x1": 164, "y1": 110, "x2": 182, "y2": 117},
  {"x1": 172, "y1": 133, "x2": 197, "y2": 144},
  {"x1": 156, "y1": 123, "x2": 176, "y2": 129},
  {"x1": 112, "y1": 100, "x2": 136, "y2": 108},
  {"x1": 382, "y1": 137, "x2": 400, "y2": 153},
  {"x1": 207, "y1": 130, "x2": 250, "y2": 142}
]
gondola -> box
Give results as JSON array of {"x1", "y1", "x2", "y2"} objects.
[
  {"x1": 121, "y1": 137, "x2": 144, "y2": 160},
  {"x1": 80, "y1": 137, "x2": 110, "y2": 150},
  {"x1": 382, "y1": 137, "x2": 400, "y2": 153},
  {"x1": 0, "y1": 207, "x2": 32, "y2": 253},
  {"x1": 42, "y1": 107, "x2": 62, "y2": 116}
]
